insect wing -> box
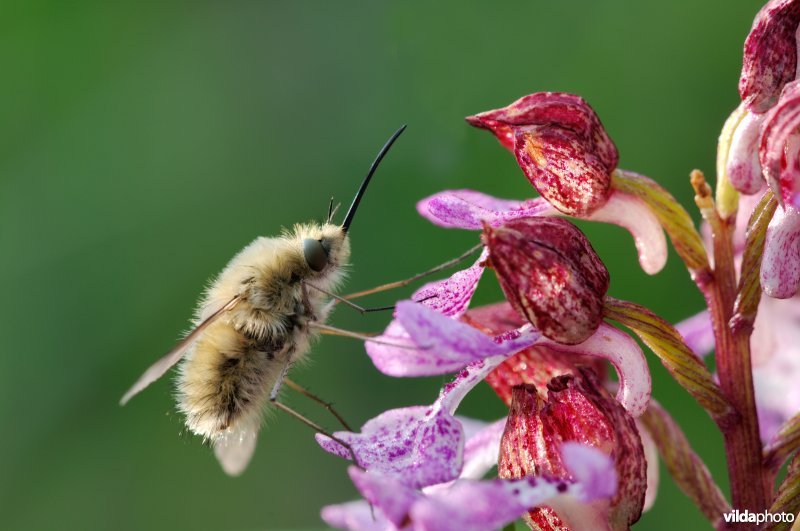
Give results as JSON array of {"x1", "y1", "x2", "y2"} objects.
[
  {"x1": 120, "y1": 295, "x2": 241, "y2": 405},
  {"x1": 213, "y1": 414, "x2": 260, "y2": 476}
]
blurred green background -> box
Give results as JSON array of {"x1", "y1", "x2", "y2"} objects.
[{"x1": 0, "y1": 1, "x2": 767, "y2": 529}]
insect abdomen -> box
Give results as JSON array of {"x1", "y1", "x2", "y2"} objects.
[{"x1": 176, "y1": 322, "x2": 289, "y2": 439}]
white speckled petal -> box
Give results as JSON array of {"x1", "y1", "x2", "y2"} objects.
[
  {"x1": 539, "y1": 324, "x2": 651, "y2": 417},
  {"x1": 726, "y1": 111, "x2": 767, "y2": 194},
  {"x1": 586, "y1": 191, "x2": 668, "y2": 275},
  {"x1": 761, "y1": 204, "x2": 800, "y2": 298}
]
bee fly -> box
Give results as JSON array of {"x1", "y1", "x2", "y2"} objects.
[{"x1": 121, "y1": 127, "x2": 422, "y2": 475}]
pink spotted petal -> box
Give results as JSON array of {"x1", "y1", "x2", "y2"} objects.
[
  {"x1": 417, "y1": 190, "x2": 556, "y2": 229},
  {"x1": 315, "y1": 405, "x2": 464, "y2": 489},
  {"x1": 321, "y1": 500, "x2": 394, "y2": 531},
  {"x1": 348, "y1": 468, "x2": 421, "y2": 527},
  {"x1": 396, "y1": 300, "x2": 540, "y2": 368},
  {"x1": 331, "y1": 446, "x2": 616, "y2": 531},
  {"x1": 739, "y1": 0, "x2": 800, "y2": 113},
  {"x1": 411, "y1": 250, "x2": 487, "y2": 318},
  {"x1": 411, "y1": 445, "x2": 616, "y2": 531},
  {"x1": 364, "y1": 303, "x2": 538, "y2": 377},
  {"x1": 539, "y1": 324, "x2": 651, "y2": 417},
  {"x1": 317, "y1": 357, "x2": 510, "y2": 487},
  {"x1": 364, "y1": 254, "x2": 491, "y2": 377},
  {"x1": 726, "y1": 111, "x2": 767, "y2": 194},
  {"x1": 416, "y1": 188, "x2": 665, "y2": 275},
  {"x1": 584, "y1": 190, "x2": 668, "y2": 275},
  {"x1": 459, "y1": 418, "x2": 507, "y2": 480},
  {"x1": 760, "y1": 80, "x2": 800, "y2": 204},
  {"x1": 675, "y1": 310, "x2": 715, "y2": 358},
  {"x1": 761, "y1": 204, "x2": 800, "y2": 298},
  {"x1": 426, "y1": 417, "x2": 509, "y2": 494}
]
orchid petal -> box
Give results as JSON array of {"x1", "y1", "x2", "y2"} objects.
[
  {"x1": 315, "y1": 405, "x2": 464, "y2": 489},
  {"x1": 499, "y1": 373, "x2": 645, "y2": 530},
  {"x1": 739, "y1": 0, "x2": 800, "y2": 113},
  {"x1": 675, "y1": 310, "x2": 715, "y2": 358},
  {"x1": 396, "y1": 300, "x2": 540, "y2": 368},
  {"x1": 348, "y1": 468, "x2": 421, "y2": 527},
  {"x1": 584, "y1": 190, "x2": 668, "y2": 275},
  {"x1": 467, "y1": 93, "x2": 618, "y2": 216},
  {"x1": 761, "y1": 204, "x2": 800, "y2": 298},
  {"x1": 417, "y1": 188, "x2": 666, "y2": 275},
  {"x1": 459, "y1": 418, "x2": 507, "y2": 481},
  {"x1": 334, "y1": 446, "x2": 616, "y2": 531},
  {"x1": 760, "y1": 80, "x2": 800, "y2": 205},
  {"x1": 636, "y1": 420, "x2": 660, "y2": 512},
  {"x1": 560, "y1": 442, "x2": 619, "y2": 502},
  {"x1": 364, "y1": 253, "x2": 492, "y2": 377},
  {"x1": 417, "y1": 189, "x2": 556, "y2": 229},
  {"x1": 484, "y1": 217, "x2": 610, "y2": 345},
  {"x1": 540, "y1": 324, "x2": 651, "y2": 417},
  {"x1": 321, "y1": 500, "x2": 394, "y2": 531},
  {"x1": 366, "y1": 301, "x2": 539, "y2": 377},
  {"x1": 316, "y1": 357, "x2": 510, "y2": 487},
  {"x1": 726, "y1": 111, "x2": 767, "y2": 194},
  {"x1": 411, "y1": 250, "x2": 487, "y2": 318}
]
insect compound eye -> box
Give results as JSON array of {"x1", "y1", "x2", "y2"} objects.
[{"x1": 303, "y1": 238, "x2": 329, "y2": 272}]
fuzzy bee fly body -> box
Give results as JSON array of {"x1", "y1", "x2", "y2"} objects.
[{"x1": 121, "y1": 126, "x2": 406, "y2": 475}]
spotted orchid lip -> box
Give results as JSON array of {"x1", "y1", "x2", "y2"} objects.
[{"x1": 467, "y1": 92, "x2": 617, "y2": 216}]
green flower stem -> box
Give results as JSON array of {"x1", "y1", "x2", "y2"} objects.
[{"x1": 691, "y1": 170, "x2": 769, "y2": 516}]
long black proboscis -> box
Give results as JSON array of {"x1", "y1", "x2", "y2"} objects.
[{"x1": 341, "y1": 124, "x2": 407, "y2": 233}]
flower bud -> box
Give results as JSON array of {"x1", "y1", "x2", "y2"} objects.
[
  {"x1": 467, "y1": 92, "x2": 617, "y2": 216},
  {"x1": 739, "y1": 0, "x2": 800, "y2": 114},
  {"x1": 482, "y1": 217, "x2": 610, "y2": 345},
  {"x1": 498, "y1": 371, "x2": 646, "y2": 530}
]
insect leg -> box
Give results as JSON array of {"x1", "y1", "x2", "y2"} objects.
[
  {"x1": 305, "y1": 282, "x2": 395, "y2": 314},
  {"x1": 270, "y1": 399, "x2": 360, "y2": 467},
  {"x1": 284, "y1": 378, "x2": 353, "y2": 431},
  {"x1": 308, "y1": 322, "x2": 424, "y2": 350},
  {"x1": 340, "y1": 242, "x2": 484, "y2": 301}
]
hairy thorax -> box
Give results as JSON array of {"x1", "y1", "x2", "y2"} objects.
[{"x1": 175, "y1": 224, "x2": 349, "y2": 439}]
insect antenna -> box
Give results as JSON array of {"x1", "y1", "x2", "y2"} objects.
[
  {"x1": 341, "y1": 124, "x2": 407, "y2": 233},
  {"x1": 327, "y1": 197, "x2": 341, "y2": 224}
]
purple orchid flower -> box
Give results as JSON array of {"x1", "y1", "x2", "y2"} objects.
[
  {"x1": 718, "y1": 1, "x2": 800, "y2": 298},
  {"x1": 416, "y1": 93, "x2": 670, "y2": 276},
  {"x1": 322, "y1": 443, "x2": 617, "y2": 531}
]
